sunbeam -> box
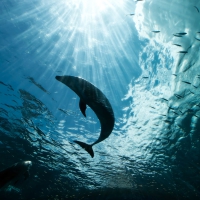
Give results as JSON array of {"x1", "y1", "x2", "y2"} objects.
[{"x1": 1, "y1": 0, "x2": 140, "y2": 104}]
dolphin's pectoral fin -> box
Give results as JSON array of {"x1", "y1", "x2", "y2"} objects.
[
  {"x1": 74, "y1": 140, "x2": 94, "y2": 158},
  {"x1": 79, "y1": 99, "x2": 87, "y2": 117},
  {"x1": 24, "y1": 171, "x2": 29, "y2": 180}
]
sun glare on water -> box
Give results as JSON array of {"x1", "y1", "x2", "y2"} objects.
[
  {"x1": 62, "y1": 0, "x2": 109, "y2": 15},
  {"x1": 11, "y1": 0, "x2": 132, "y2": 77},
  {"x1": 88, "y1": 0, "x2": 108, "y2": 12}
]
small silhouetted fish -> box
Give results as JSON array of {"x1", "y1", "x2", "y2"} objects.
[
  {"x1": 182, "y1": 81, "x2": 191, "y2": 84},
  {"x1": 176, "y1": 32, "x2": 187, "y2": 35},
  {"x1": 163, "y1": 120, "x2": 171, "y2": 123},
  {"x1": 0, "y1": 81, "x2": 7, "y2": 87},
  {"x1": 142, "y1": 76, "x2": 149, "y2": 78},
  {"x1": 172, "y1": 74, "x2": 177, "y2": 76},
  {"x1": 178, "y1": 51, "x2": 188, "y2": 53},
  {"x1": 173, "y1": 34, "x2": 183, "y2": 37},
  {"x1": 152, "y1": 31, "x2": 160, "y2": 33},
  {"x1": 179, "y1": 110, "x2": 183, "y2": 114},
  {"x1": 189, "y1": 90, "x2": 195, "y2": 94},
  {"x1": 58, "y1": 108, "x2": 70, "y2": 115},
  {"x1": 26, "y1": 77, "x2": 48, "y2": 94},
  {"x1": 149, "y1": 106, "x2": 156, "y2": 109},
  {"x1": 159, "y1": 114, "x2": 166, "y2": 116},
  {"x1": 174, "y1": 94, "x2": 183, "y2": 99},
  {"x1": 194, "y1": 6, "x2": 199, "y2": 12},
  {"x1": 36, "y1": 127, "x2": 46, "y2": 137},
  {"x1": 5, "y1": 59, "x2": 10, "y2": 63},
  {"x1": 195, "y1": 37, "x2": 200, "y2": 41},
  {"x1": 173, "y1": 44, "x2": 182, "y2": 47},
  {"x1": 161, "y1": 98, "x2": 168, "y2": 101},
  {"x1": 127, "y1": 14, "x2": 135, "y2": 16},
  {"x1": 0, "y1": 161, "x2": 32, "y2": 189},
  {"x1": 171, "y1": 110, "x2": 179, "y2": 115}
]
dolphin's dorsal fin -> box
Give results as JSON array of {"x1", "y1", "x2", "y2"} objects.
[{"x1": 79, "y1": 99, "x2": 87, "y2": 117}]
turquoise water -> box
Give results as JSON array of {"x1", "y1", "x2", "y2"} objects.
[{"x1": 0, "y1": 0, "x2": 200, "y2": 199}]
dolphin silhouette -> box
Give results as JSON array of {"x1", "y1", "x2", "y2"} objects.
[
  {"x1": 55, "y1": 75, "x2": 115, "y2": 158},
  {"x1": 0, "y1": 161, "x2": 32, "y2": 189}
]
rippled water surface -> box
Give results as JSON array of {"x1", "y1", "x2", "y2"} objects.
[{"x1": 0, "y1": 0, "x2": 200, "y2": 199}]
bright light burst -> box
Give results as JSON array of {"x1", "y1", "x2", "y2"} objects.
[
  {"x1": 6, "y1": 0, "x2": 138, "y2": 105},
  {"x1": 63, "y1": 0, "x2": 108, "y2": 13},
  {"x1": 24, "y1": 0, "x2": 137, "y2": 77}
]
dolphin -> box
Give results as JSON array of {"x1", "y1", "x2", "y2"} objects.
[
  {"x1": 55, "y1": 75, "x2": 115, "y2": 158},
  {"x1": 0, "y1": 161, "x2": 32, "y2": 189}
]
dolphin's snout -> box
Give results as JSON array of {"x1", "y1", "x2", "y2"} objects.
[{"x1": 55, "y1": 76, "x2": 61, "y2": 81}]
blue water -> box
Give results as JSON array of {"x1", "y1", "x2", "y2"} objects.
[{"x1": 0, "y1": 0, "x2": 200, "y2": 199}]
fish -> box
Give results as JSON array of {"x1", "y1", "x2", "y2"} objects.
[
  {"x1": 174, "y1": 94, "x2": 183, "y2": 99},
  {"x1": 55, "y1": 75, "x2": 115, "y2": 158},
  {"x1": 152, "y1": 31, "x2": 160, "y2": 33},
  {"x1": 58, "y1": 108, "x2": 70, "y2": 115},
  {"x1": 192, "y1": 85, "x2": 198, "y2": 88},
  {"x1": 194, "y1": 6, "x2": 199, "y2": 13},
  {"x1": 127, "y1": 14, "x2": 135, "y2": 16},
  {"x1": 173, "y1": 34, "x2": 183, "y2": 37},
  {"x1": 159, "y1": 114, "x2": 166, "y2": 116},
  {"x1": 181, "y1": 81, "x2": 191, "y2": 84},
  {"x1": 175, "y1": 32, "x2": 187, "y2": 35},
  {"x1": 195, "y1": 37, "x2": 200, "y2": 41},
  {"x1": 0, "y1": 161, "x2": 32, "y2": 189},
  {"x1": 178, "y1": 51, "x2": 188, "y2": 53},
  {"x1": 161, "y1": 98, "x2": 168, "y2": 101},
  {"x1": 173, "y1": 44, "x2": 182, "y2": 47},
  {"x1": 189, "y1": 90, "x2": 195, "y2": 94}
]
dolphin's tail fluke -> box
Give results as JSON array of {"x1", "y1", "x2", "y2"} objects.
[{"x1": 74, "y1": 140, "x2": 94, "y2": 158}]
